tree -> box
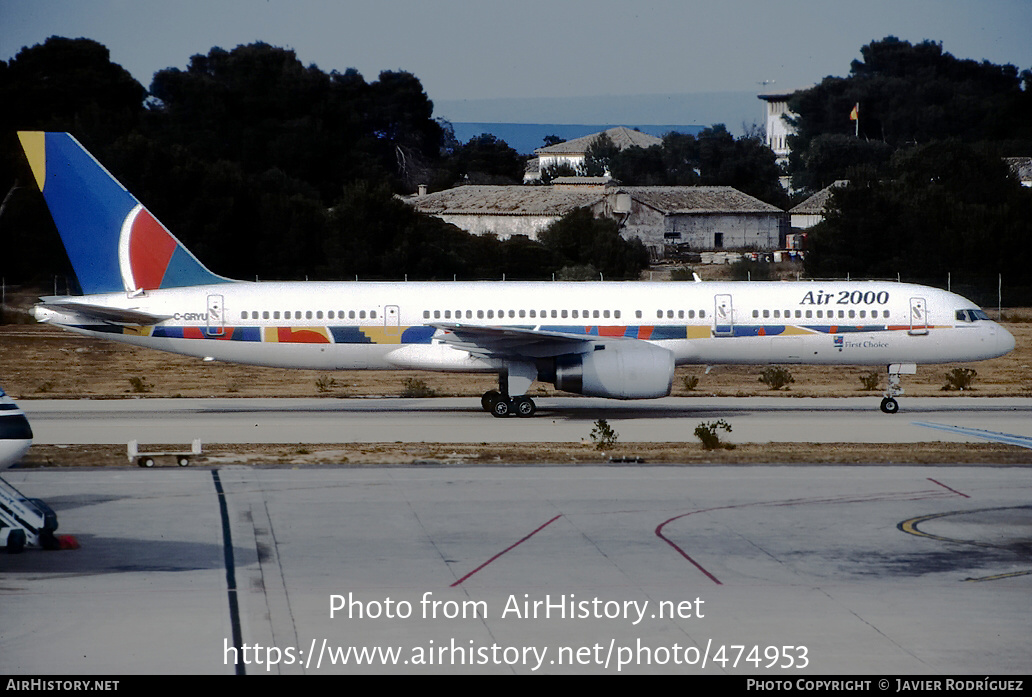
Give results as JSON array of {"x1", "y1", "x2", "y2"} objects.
[
  {"x1": 582, "y1": 132, "x2": 618, "y2": 177},
  {"x1": 804, "y1": 140, "x2": 1032, "y2": 302},
  {"x1": 787, "y1": 37, "x2": 1032, "y2": 192},
  {"x1": 438, "y1": 133, "x2": 524, "y2": 186},
  {"x1": 538, "y1": 208, "x2": 649, "y2": 280}
]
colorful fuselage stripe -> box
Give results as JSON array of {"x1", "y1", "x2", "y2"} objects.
[{"x1": 72, "y1": 324, "x2": 943, "y2": 343}]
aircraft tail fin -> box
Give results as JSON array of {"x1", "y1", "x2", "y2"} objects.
[{"x1": 17, "y1": 131, "x2": 230, "y2": 295}]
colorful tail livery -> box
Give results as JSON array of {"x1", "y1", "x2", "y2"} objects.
[
  {"x1": 20, "y1": 132, "x2": 1015, "y2": 417},
  {"x1": 17, "y1": 131, "x2": 229, "y2": 294}
]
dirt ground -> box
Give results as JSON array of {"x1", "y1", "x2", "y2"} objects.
[{"x1": 1, "y1": 306, "x2": 1030, "y2": 467}]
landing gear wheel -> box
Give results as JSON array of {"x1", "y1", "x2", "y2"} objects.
[
  {"x1": 491, "y1": 398, "x2": 511, "y2": 418},
  {"x1": 880, "y1": 397, "x2": 899, "y2": 414},
  {"x1": 513, "y1": 396, "x2": 536, "y2": 417},
  {"x1": 481, "y1": 390, "x2": 502, "y2": 412}
]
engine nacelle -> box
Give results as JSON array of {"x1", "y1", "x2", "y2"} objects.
[{"x1": 542, "y1": 342, "x2": 675, "y2": 399}]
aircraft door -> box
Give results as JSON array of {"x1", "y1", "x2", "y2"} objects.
[
  {"x1": 384, "y1": 305, "x2": 400, "y2": 336},
  {"x1": 909, "y1": 297, "x2": 928, "y2": 335},
  {"x1": 714, "y1": 294, "x2": 734, "y2": 336},
  {"x1": 206, "y1": 294, "x2": 224, "y2": 336}
]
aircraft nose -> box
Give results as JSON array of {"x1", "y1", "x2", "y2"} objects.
[{"x1": 996, "y1": 324, "x2": 1016, "y2": 356}]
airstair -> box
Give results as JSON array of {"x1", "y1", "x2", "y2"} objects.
[{"x1": 0, "y1": 475, "x2": 59, "y2": 552}]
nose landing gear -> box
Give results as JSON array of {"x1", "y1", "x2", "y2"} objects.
[{"x1": 880, "y1": 363, "x2": 915, "y2": 414}]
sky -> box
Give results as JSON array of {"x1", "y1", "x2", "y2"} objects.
[{"x1": 2, "y1": 0, "x2": 1031, "y2": 124}]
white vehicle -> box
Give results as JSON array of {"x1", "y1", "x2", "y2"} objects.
[{"x1": 20, "y1": 132, "x2": 1016, "y2": 416}]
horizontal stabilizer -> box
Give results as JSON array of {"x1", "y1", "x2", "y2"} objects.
[{"x1": 36, "y1": 299, "x2": 170, "y2": 326}]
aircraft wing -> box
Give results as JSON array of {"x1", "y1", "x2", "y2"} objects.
[
  {"x1": 35, "y1": 299, "x2": 171, "y2": 326},
  {"x1": 431, "y1": 323, "x2": 597, "y2": 359}
]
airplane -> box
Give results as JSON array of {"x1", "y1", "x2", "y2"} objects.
[
  {"x1": 18, "y1": 131, "x2": 1016, "y2": 416},
  {"x1": 0, "y1": 386, "x2": 33, "y2": 469}
]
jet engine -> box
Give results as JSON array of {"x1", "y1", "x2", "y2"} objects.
[{"x1": 541, "y1": 342, "x2": 675, "y2": 399}]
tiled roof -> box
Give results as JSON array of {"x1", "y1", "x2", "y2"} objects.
[
  {"x1": 408, "y1": 185, "x2": 603, "y2": 216},
  {"x1": 534, "y1": 127, "x2": 662, "y2": 155},
  {"x1": 621, "y1": 186, "x2": 784, "y2": 214},
  {"x1": 1005, "y1": 157, "x2": 1032, "y2": 182},
  {"x1": 789, "y1": 181, "x2": 848, "y2": 214}
]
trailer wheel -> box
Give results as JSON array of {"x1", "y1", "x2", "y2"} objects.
[
  {"x1": 138, "y1": 457, "x2": 155, "y2": 468},
  {"x1": 177, "y1": 456, "x2": 190, "y2": 467}
]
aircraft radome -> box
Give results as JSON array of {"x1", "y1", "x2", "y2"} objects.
[{"x1": 19, "y1": 132, "x2": 1016, "y2": 416}]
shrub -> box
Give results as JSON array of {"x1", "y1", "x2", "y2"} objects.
[
  {"x1": 400, "y1": 377, "x2": 437, "y2": 397},
  {"x1": 315, "y1": 376, "x2": 337, "y2": 393},
  {"x1": 759, "y1": 366, "x2": 794, "y2": 390},
  {"x1": 858, "y1": 371, "x2": 881, "y2": 391},
  {"x1": 590, "y1": 419, "x2": 619, "y2": 450},
  {"x1": 942, "y1": 368, "x2": 977, "y2": 391},
  {"x1": 128, "y1": 376, "x2": 152, "y2": 393},
  {"x1": 694, "y1": 419, "x2": 734, "y2": 450},
  {"x1": 682, "y1": 374, "x2": 700, "y2": 391}
]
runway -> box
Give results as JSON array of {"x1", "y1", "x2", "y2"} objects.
[
  {"x1": 20, "y1": 396, "x2": 1032, "y2": 445},
  {"x1": 1, "y1": 465, "x2": 1029, "y2": 674}
]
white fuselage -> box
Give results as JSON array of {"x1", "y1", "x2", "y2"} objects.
[{"x1": 33, "y1": 280, "x2": 1015, "y2": 377}]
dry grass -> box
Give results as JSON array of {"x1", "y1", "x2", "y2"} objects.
[
  {"x1": 1, "y1": 320, "x2": 1029, "y2": 400},
  {"x1": 21, "y1": 441, "x2": 1032, "y2": 468}
]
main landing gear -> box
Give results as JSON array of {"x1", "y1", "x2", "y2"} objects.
[
  {"x1": 481, "y1": 390, "x2": 536, "y2": 418},
  {"x1": 880, "y1": 362, "x2": 915, "y2": 414}
]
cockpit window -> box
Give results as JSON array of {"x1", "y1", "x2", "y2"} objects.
[{"x1": 955, "y1": 309, "x2": 991, "y2": 322}]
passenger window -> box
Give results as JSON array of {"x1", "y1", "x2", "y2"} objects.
[
  {"x1": 551, "y1": 310, "x2": 557, "y2": 318},
  {"x1": 752, "y1": 310, "x2": 759, "y2": 318},
  {"x1": 603, "y1": 310, "x2": 610, "y2": 319},
  {"x1": 805, "y1": 310, "x2": 812, "y2": 318},
  {"x1": 667, "y1": 310, "x2": 674, "y2": 319},
  {"x1": 487, "y1": 310, "x2": 494, "y2": 319},
  {"x1": 859, "y1": 310, "x2": 866, "y2": 319},
  {"x1": 509, "y1": 310, "x2": 515, "y2": 318},
  {"x1": 635, "y1": 310, "x2": 641, "y2": 319},
  {"x1": 240, "y1": 312, "x2": 247, "y2": 320},
  {"x1": 477, "y1": 310, "x2": 484, "y2": 319},
  {"x1": 561, "y1": 310, "x2": 568, "y2": 318},
  {"x1": 593, "y1": 310, "x2": 600, "y2": 319},
  {"x1": 274, "y1": 311, "x2": 281, "y2": 319},
  {"x1": 445, "y1": 310, "x2": 451, "y2": 319},
  {"x1": 795, "y1": 310, "x2": 801, "y2": 318},
  {"x1": 529, "y1": 310, "x2": 535, "y2": 318},
  {"x1": 678, "y1": 310, "x2": 684, "y2": 319},
  {"x1": 699, "y1": 310, "x2": 705, "y2": 318},
  {"x1": 519, "y1": 310, "x2": 525, "y2": 318},
  {"x1": 327, "y1": 311, "x2": 334, "y2": 319},
  {"x1": 763, "y1": 310, "x2": 770, "y2": 318},
  {"x1": 306, "y1": 311, "x2": 313, "y2": 319},
  {"x1": 317, "y1": 311, "x2": 323, "y2": 319},
  {"x1": 423, "y1": 310, "x2": 430, "y2": 319},
  {"x1": 349, "y1": 311, "x2": 356, "y2": 319},
  {"x1": 371, "y1": 311, "x2": 376, "y2": 319},
  {"x1": 657, "y1": 310, "x2": 663, "y2": 319},
  {"x1": 359, "y1": 310, "x2": 366, "y2": 319},
  {"x1": 848, "y1": 310, "x2": 855, "y2": 319},
  {"x1": 434, "y1": 310, "x2": 440, "y2": 319},
  {"x1": 262, "y1": 311, "x2": 270, "y2": 319},
  {"x1": 614, "y1": 310, "x2": 621, "y2": 319},
  {"x1": 688, "y1": 310, "x2": 695, "y2": 319},
  {"x1": 572, "y1": 310, "x2": 579, "y2": 319}
]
